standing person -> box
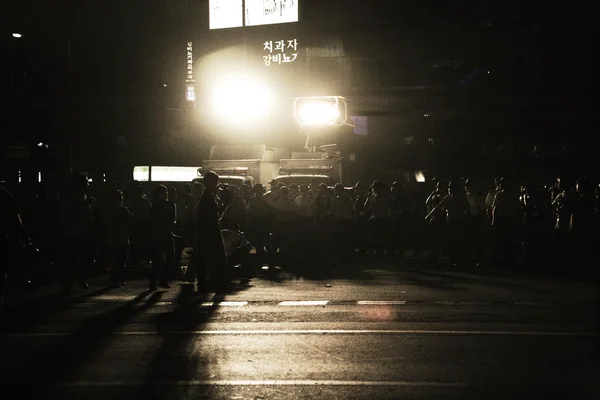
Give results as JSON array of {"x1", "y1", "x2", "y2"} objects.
[
  {"x1": 365, "y1": 181, "x2": 392, "y2": 257},
  {"x1": 246, "y1": 184, "x2": 270, "y2": 266},
  {"x1": 425, "y1": 181, "x2": 447, "y2": 261},
  {"x1": 273, "y1": 186, "x2": 298, "y2": 268},
  {"x1": 465, "y1": 181, "x2": 487, "y2": 265},
  {"x1": 104, "y1": 189, "x2": 132, "y2": 286},
  {"x1": 128, "y1": 184, "x2": 151, "y2": 266},
  {"x1": 0, "y1": 187, "x2": 23, "y2": 316},
  {"x1": 148, "y1": 185, "x2": 176, "y2": 290},
  {"x1": 485, "y1": 177, "x2": 503, "y2": 226},
  {"x1": 492, "y1": 180, "x2": 523, "y2": 269},
  {"x1": 195, "y1": 172, "x2": 229, "y2": 293},
  {"x1": 442, "y1": 182, "x2": 471, "y2": 266},
  {"x1": 56, "y1": 173, "x2": 94, "y2": 294},
  {"x1": 330, "y1": 183, "x2": 355, "y2": 262}
]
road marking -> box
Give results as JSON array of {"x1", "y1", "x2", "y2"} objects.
[
  {"x1": 3, "y1": 330, "x2": 597, "y2": 338},
  {"x1": 53, "y1": 380, "x2": 468, "y2": 388},
  {"x1": 436, "y1": 301, "x2": 492, "y2": 306},
  {"x1": 200, "y1": 302, "x2": 248, "y2": 307},
  {"x1": 279, "y1": 301, "x2": 329, "y2": 306},
  {"x1": 56, "y1": 298, "x2": 594, "y2": 308},
  {"x1": 90, "y1": 295, "x2": 139, "y2": 301}
]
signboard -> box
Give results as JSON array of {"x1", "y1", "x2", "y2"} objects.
[
  {"x1": 209, "y1": 0, "x2": 243, "y2": 30},
  {"x1": 185, "y1": 41, "x2": 196, "y2": 104},
  {"x1": 245, "y1": 0, "x2": 298, "y2": 27},
  {"x1": 263, "y1": 38, "x2": 298, "y2": 66},
  {"x1": 209, "y1": 0, "x2": 298, "y2": 30}
]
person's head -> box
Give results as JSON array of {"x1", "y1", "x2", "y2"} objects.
[
  {"x1": 253, "y1": 183, "x2": 264, "y2": 195},
  {"x1": 334, "y1": 183, "x2": 345, "y2": 196},
  {"x1": 494, "y1": 176, "x2": 503, "y2": 189},
  {"x1": 110, "y1": 189, "x2": 124, "y2": 207},
  {"x1": 371, "y1": 180, "x2": 383, "y2": 194},
  {"x1": 354, "y1": 181, "x2": 365, "y2": 195},
  {"x1": 318, "y1": 183, "x2": 328, "y2": 194},
  {"x1": 220, "y1": 186, "x2": 232, "y2": 204},
  {"x1": 168, "y1": 186, "x2": 178, "y2": 200},
  {"x1": 310, "y1": 179, "x2": 319, "y2": 190},
  {"x1": 435, "y1": 181, "x2": 446, "y2": 193},
  {"x1": 228, "y1": 222, "x2": 240, "y2": 232},
  {"x1": 289, "y1": 183, "x2": 298, "y2": 193},
  {"x1": 299, "y1": 184, "x2": 309, "y2": 196},
  {"x1": 391, "y1": 181, "x2": 402, "y2": 196},
  {"x1": 203, "y1": 171, "x2": 219, "y2": 192},
  {"x1": 280, "y1": 186, "x2": 290, "y2": 199},
  {"x1": 151, "y1": 185, "x2": 168, "y2": 204},
  {"x1": 180, "y1": 184, "x2": 191, "y2": 195}
]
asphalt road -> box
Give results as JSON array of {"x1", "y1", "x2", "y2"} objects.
[{"x1": 0, "y1": 261, "x2": 598, "y2": 399}]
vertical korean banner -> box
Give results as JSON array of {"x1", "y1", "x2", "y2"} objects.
[{"x1": 185, "y1": 41, "x2": 196, "y2": 107}]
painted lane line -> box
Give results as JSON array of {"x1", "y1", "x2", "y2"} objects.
[
  {"x1": 200, "y1": 302, "x2": 248, "y2": 307},
  {"x1": 3, "y1": 330, "x2": 597, "y2": 338},
  {"x1": 358, "y1": 301, "x2": 407, "y2": 305},
  {"x1": 53, "y1": 380, "x2": 467, "y2": 388},
  {"x1": 90, "y1": 295, "x2": 139, "y2": 301},
  {"x1": 436, "y1": 301, "x2": 493, "y2": 306},
  {"x1": 279, "y1": 301, "x2": 329, "y2": 306}
]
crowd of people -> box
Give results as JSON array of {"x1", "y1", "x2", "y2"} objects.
[{"x1": 1, "y1": 171, "x2": 599, "y2": 309}]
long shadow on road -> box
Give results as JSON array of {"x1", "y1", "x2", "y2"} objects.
[
  {"x1": 0, "y1": 290, "x2": 163, "y2": 397},
  {"x1": 0, "y1": 283, "x2": 121, "y2": 332},
  {"x1": 135, "y1": 283, "x2": 243, "y2": 400}
]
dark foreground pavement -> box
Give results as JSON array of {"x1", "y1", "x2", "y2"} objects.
[{"x1": 0, "y1": 259, "x2": 598, "y2": 399}]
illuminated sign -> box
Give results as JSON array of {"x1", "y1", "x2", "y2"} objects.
[
  {"x1": 133, "y1": 166, "x2": 150, "y2": 182},
  {"x1": 186, "y1": 41, "x2": 195, "y2": 83},
  {"x1": 263, "y1": 38, "x2": 298, "y2": 66},
  {"x1": 151, "y1": 166, "x2": 200, "y2": 182},
  {"x1": 186, "y1": 85, "x2": 196, "y2": 102},
  {"x1": 209, "y1": 0, "x2": 243, "y2": 30},
  {"x1": 185, "y1": 41, "x2": 196, "y2": 104},
  {"x1": 209, "y1": 0, "x2": 298, "y2": 30},
  {"x1": 133, "y1": 166, "x2": 201, "y2": 182},
  {"x1": 245, "y1": 0, "x2": 298, "y2": 27}
]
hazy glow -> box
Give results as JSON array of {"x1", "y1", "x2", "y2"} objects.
[
  {"x1": 415, "y1": 171, "x2": 426, "y2": 183},
  {"x1": 208, "y1": 73, "x2": 274, "y2": 125},
  {"x1": 296, "y1": 102, "x2": 340, "y2": 125},
  {"x1": 12, "y1": 33, "x2": 22, "y2": 38}
]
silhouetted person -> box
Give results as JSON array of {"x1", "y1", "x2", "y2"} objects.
[
  {"x1": 56, "y1": 173, "x2": 94, "y2": 294},
  {"x1": 104, "y1": 189, "x2": 132, "y2": 286},
  {"x1": 221, "y1": 222, "x2": 252, "y2": 280},
  {"x1": 195, "y1": 172, "x2": 228, "y2": 292},
  {"x1": 148, "y1": 185, "x2": 176, "y2": 290},
  {"x1": 246, "y1": 184, "x2": 270, "y2": 265},
  {"x1": 492, "y1": 180, "x2": 522, "y2": 268}
]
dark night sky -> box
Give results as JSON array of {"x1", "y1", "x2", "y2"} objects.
[{"x1": 3, "y1": 1, "x2": 596, "y2": 95}]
